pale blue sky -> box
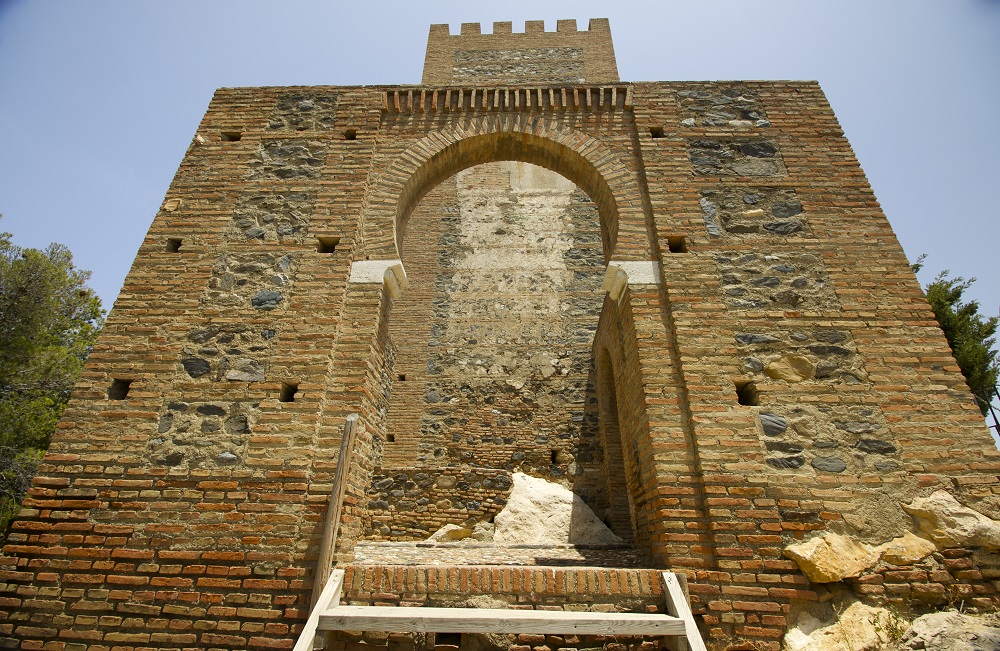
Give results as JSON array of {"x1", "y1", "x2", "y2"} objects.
[{"x1": 1, "y1": 0, "x2": 999, "y2": 425}]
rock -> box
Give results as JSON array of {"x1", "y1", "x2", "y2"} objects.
[
  {"x1": 196, "y1": 404, "x2": 226, "y2": 416},
  {"x1": 811, "y1": 457, "x2": 847, "y2": 473},
  {"x1": 216, "y1": 452, "x2": 239, "y2": 465},
  {"x1": 744, "y1": 356, "x2": 764, "y2": 372},
  {"x1": 680, "y1": 117, "x2": 695, "y2": 126},
  {"x1": 225, "y1": 359, "x2": 265, "y2": 382},
  {"x1": 902, "y1": 490, "x2": 1000, "y2": 550},
  {"x1": 815, "y1": 360, "x2": 839, "y2": 379},
  {"x1": 436, "y1": 475, "x2": 458, "y2": 489},
  {"x1": 470, "y1": 521, "x2": 495, "y2": 542},
  {"x1": 784, "y1": 601, "x2": 901, "y2": 651},
  {"x1": 739, "y1": 142, "x2": 776, "y2": 158},
  {"x1": 427, "y1": 524, "x2": 471, "y2": 542},
  {"x1": 730, "y1": 158, "x2": 779, "y2": 176},
  {"x1": 767, "y1": 455, "x2": 804, "y2": 469},
  {"x1": 766, "y1": 355, "x2": 815, "y2": 382},
  {"x1": 783, "y1": 532, "x2": 878, "y2": 583},
  {"x1": 855, "y1": 439, "x2": 896, "y2": 454},
  {"x1": 765, "y1": 441, "x2": 803, "y2": 454},
  {"x1": 493, "y1": 472, "x2": 622, "y2": 546},
  {"x1": 735, "y1": 332, "x2": 780, "y2": 345},
  {"x1": 813, "y1": 330, "x2": 847, "y2": 343},
  {"x1": 771, "y1": 200, "x2": 803, "y2": 218},
  {"x1": 182, "y1": 357, "x2": 211, "y2": 378},
  {"x1": 245, "y1": 226, "x2": 266, "y2": 240},
  {"x1": 251, "y1": 290, "x2": 283, "y2": 310},
  {"x1": 900, "y1": 610, "x2": 1000, "y2": 651},
  {"x1": 762, "y1": 220, "x2": 804, "y2": 235},
  {"x1": 876, "y1": 531, "x2": 936, "y2": 565},
  {"x1": 759, "y1": 412, "x2": 788, "y2": 436},
  {"x1": 808, "y1": 345, "x2": 852, "y2": 356},
  {"x1": 751, "y1": 276, "x2": 781, "y2": 287}
]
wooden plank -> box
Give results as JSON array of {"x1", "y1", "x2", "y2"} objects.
[
  {"x1": 318, "y1": 605, "x2": 686, "y2": 635},
  {"x1": 309, "y1": 414, "x2": 359, "y2": 611},
  {"x1": 661, "y1": 572, "x2": 707, "y2": 651},
  {"x1": 294, "y1": 570, "x2": 345, "y2": 651}
]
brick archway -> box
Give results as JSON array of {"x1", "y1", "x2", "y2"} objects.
[{"x1": 360, "y1": 115, "x2": 648, "y2": 261}]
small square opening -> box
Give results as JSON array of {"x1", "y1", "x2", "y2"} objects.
[
  {"x1": 220, "y1": 131, "x2": 242, "y2": 142},
  {"x1": 649, "y1": 126, "x2": 665, "y2": 139},
  {"x1": 435, "y1": 633, "x2": 462, "y2": 649},
  {"x1": 667, "y1": 236, "x2": 688, "y2": 253},
  {"x1": 387, "y1": 433, "x2": 395, "y2": 443},
  {"x1": 550, "y1": 449, "x2": 558, "y2": 464},
  {"x1": 108, "y1": 378, "x2": 132, "y2": 400},
  {"x1": 735, "y1": 380, "x2": 759, "y2": 406},
  {"x1": 166, "y1": 238, "x2": 182, "y2": 253},
  {"x1": 343, "y1": 129, "x2": 358, "y2": 141},
  {"x1": 317, "y1": 236, "x2": 340, "y2": 253},
  {"x1": 397, "y1": 374, "x2": 406, "y2": 382},
  {"x1": 279, "y1": 382, "x2": 299, "y2": 403}
]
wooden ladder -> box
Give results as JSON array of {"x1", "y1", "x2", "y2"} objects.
[{"x1": 294, "y1": 569, "x2": 707, "y2": 651}]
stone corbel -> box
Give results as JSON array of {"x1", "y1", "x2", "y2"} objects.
[
  {"x1": 348, "y1": 260, "x2": 409, "y2": 299},
  {"x1": 602, "y1": 260, "x2": 662, "y2": 302}
]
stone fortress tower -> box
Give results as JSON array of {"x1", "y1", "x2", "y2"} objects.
[{"x1": 3, "y1": 18, "x2": 999, "y2": 651}]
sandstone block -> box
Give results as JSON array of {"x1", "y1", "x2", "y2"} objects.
[
  {"x1": 783, "y1": 532, "x2": 877, "y2": 583},
  {"x1": 902, "y1": 490, "x2": 1000, "y2": 550}
]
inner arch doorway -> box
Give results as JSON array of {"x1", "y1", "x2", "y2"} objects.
[{"x1": 372, "y1": 160, "x2": 625, "y2": 543}]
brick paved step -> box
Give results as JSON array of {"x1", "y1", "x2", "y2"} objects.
[{"x1": 352, "y1": 541, "x2": 651, "y2": 567}]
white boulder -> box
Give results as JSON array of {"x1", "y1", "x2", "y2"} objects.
[
  {"x1": 492, "y1": 472, "x2": 623, "y2": 546},
  {"x1": 426, "y1": 523, "x2": 471, "y2": 542}
]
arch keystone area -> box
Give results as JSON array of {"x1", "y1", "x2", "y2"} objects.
[{"x1": 361, "y1": 116, "x2": 647, "y2": 260}]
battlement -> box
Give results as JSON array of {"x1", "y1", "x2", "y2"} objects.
[
  {"x1": 423, "y1": 18, "x2": 618, "y2": 85},
  {"x1": 429, "y1": 18, "x2": 612, "y2": 36}
]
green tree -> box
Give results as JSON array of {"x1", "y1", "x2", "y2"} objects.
[
  {"x1": 914, "y1": 256, "x2": 999, "y2": 416},
  {"x1": 0, "y1": 225, "x2": 104, "y2": 534}
]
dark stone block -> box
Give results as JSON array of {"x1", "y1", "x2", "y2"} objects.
[
  {"x1": 771, "y1": 200, "x2": 803, "y2": 218},
  {"x1": 735, "y1": 333, "x2": 780, "y2": 344},
  {"x1": 196, "y1": 404, "x2": 226, "y2": 417},
  {"x1": 762, "y1": 220, "x2": 804, "y2": 235},
  {"x1": 812, "y1": 456, "x2": 847, "y2": 473},
  {"x1": 182, "y1": 357, "x2": 211, "y2": 378},
  {"x1": 739, "y1": 142, "x2": 777, "y2": 158},
  {"x1": 760, "y1": 413, "x2": 788, "y2": 436},
  {"x1": 766, "y1": 441, "x2": 804, "y2": 454},
  {"x1": 813, "y1": 330, "x2": 847, "y2": 343},
  {"x1": 188, "y1": 326, "x2": 221, "y2": 344},
  {"x1": 834, "y1": 421, "x2": 879, "y2": 434},
  {"x1": 857, "y1": 439, "x2": 897, "y2": 454},
  {"x1": 767, "y1": 455, "x2": 804, "y2": 469},
  {"x1": 750, "y1": 276, "x2": 781, "y2": 287},
  {"x1": 251, "y1": 290, "x2": 284, "y2": 310},
  {"x1": 808, "y1": 345, "x2": 852, "y2": 356}
]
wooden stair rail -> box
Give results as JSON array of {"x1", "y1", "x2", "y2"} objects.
[{"x1": 309, "y1": 414, "x2": 359, "y2": 612}]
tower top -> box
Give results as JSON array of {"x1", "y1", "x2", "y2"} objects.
[{"x1": 422, "y1": 18, "x2": 619, "y2": 85}]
